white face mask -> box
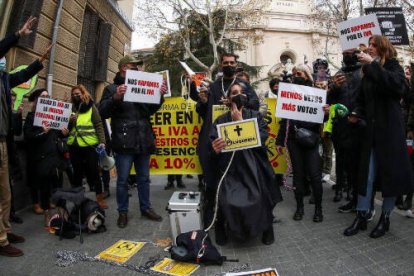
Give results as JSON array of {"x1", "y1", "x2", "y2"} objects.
[{"x1": 0, "y1": 57, "x2": 6, "y2": 72}]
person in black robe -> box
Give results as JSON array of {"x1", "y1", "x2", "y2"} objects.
[
  {"x1": 209, "y1": 82, "x2": 282, "y2": 246},
  {"x1": 193, "y1": 53, "x2": 260, "y2": 227}
]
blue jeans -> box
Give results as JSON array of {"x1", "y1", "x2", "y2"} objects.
[
  {"x1": 357, "y1": 150, "x2": 395, "y2": 213},
  {"x1": 115, "y1": 153, "x2": 151, "y2": 213}
]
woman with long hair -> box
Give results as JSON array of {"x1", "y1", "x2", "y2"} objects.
[
  {"x1": 67, "y1": 85, "x2": 107, "y2": 209},
  {"x1": 344, "y1": 35, "x2": 414, "y2": 238}
]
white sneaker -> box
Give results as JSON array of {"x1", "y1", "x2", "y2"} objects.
[{"x1": 405, "y1": 209, "x2": 414, "y2": 218}]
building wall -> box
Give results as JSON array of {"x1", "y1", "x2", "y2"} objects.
[{"x1": 5, "y1": 0, "x2": 132, "y2": 101}]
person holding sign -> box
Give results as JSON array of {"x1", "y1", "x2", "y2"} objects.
[
  {"x1": 344, "y1": 35, "x2": 414, "y2": 238},
  {"x1": 24, "y1": 89, "x2": 69, "y2": 227},
  {"x1": 195, "y1": 53, "x2": 260, "y2": 227},
  {"x1": 99, "y1": 55, "x2": 168, "y2": 228},
  {"x1": 276, "y1": 64, "x2": 325, "y2": 223},
  {"x1": 67, "y1": 85, "x2": 107, "y2": 209},
  {"x1": 210, "y1": 82, "x2": 282, "y2": 246}
]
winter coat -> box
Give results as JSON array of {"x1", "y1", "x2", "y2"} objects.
[
  {"x1": 354, "y1": 58, "x2": 414, "y2": 197},
  {"x1": 24, "y1": 112, "x2": 65, "y2": 179},
  {"x1": 99, "y1": 72, "x2": 163, "y2": 155}
]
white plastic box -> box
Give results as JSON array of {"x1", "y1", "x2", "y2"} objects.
[{"x1": 167, "y1": 191, "x2": 202, "y2": 244}]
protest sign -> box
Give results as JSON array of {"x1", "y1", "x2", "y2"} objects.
[
  {"x1": 10, "y1": 65, "x2": 38, "y2": 111},
  {"x1": 225, "y1": 267, "x2": 279, "y2": 276},
  {"x1": 179, "y1": 61, "x2": 196, "y2": 76},
  {"x1": 212, "y1": 104, "x2": 230, "y2": 122},
  {"x1": 33, "y1": 98, "x2": 72, "y2": 130},
  {"x1": 337, "y1": 14, "x2": 382, "y2": 51},
  {"x1": 275, "y1": 82, "x2": 327, "y2": 124},
  {"x1": 158, "y1": 70, "x2": 171, "y2": 97},
  {"x1": 265, "y1": 98, "x2": 287, "y2": 174},
  {"x1": 192, "y1": 72, "x2": 208, "y2": 92},
  {"x1": 217, "y1": 118, "x2": 261, "y2": 152},
  {"x1": 151, "y1": 258, "x2": 200, "y2": 276},
  {"x1": 149, "y1": 97, "x2": 203, "y2": 175},
  {"x1": 124, "y1": 70, "x2": 163, "y2": 104},
  {"x1": 96, "y1": 240, "x2": 145, "y2": 263},
  {"x1": 365, "y1": 7, "x2": 409, "y2": 45}
]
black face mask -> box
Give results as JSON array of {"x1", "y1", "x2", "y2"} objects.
[
  {"x1": 222, "y1": 66, "x2": 236, "y2": 77},
  {"x1": 72, "y1": 95, "x2": 81, "y2": 104},
  {"x1": 293, "y1": 77, "x2": 307, "y2": 85},
  {"x1": 231, "y1": 94, "x2": 248, "y2": 109},
  {"x1": 271, "y1": 89, "x2": 278, "y2": 95}
]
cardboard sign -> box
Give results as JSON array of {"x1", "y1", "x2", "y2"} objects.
[
  {"x1": 212, "y1": 104, "x2": 230, "y2": 122},
  {"x1": 148, "y1": 97, "x2": 203, "y2": 175},
  {"x1": 10, "y1": 65, "x2": 38, "y2": 111},
  {"x1": 226, "y1": 267, "x2": 279, "y2": 276},
  {"x1": 275, "y1": 83, "x2": 326, "y2": 124},
  {"x1": 365, "y1": 7, "x2": 409, "y2": 45},
  {"x1": 124, "y1": 70, "x2": 163, "y2": 104},
  {"x1": 33, "y1": 98, "x2": 72, "y2": 130},
  {"x1": 151, "y1": 258, "x2": 199, "y2": 276},
  {"x1": 96, "y1": 240, "x2": 145, "y2": 263},
  {"x1": 337, "y1": 14, "x2": 382, "y2": 51},
  {"x1": 217, "y1": 118, "x2": 261, "y2": 152},
  {"x1": 158, "y1": 70, "x2": 171, "y2": 97}
]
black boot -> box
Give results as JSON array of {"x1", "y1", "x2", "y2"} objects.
[
  {"x1": 293, "y1": 196, "x2": 304, "y2": 221},
  {"x1": 164, "y1": 181, "x2": 174, "y2": 190},
  {"x1": 262, "y1": 226, "x2": 275, "y2": 245},
  {"x1": 176, "y1": 179, "x2": 186, "y2": 189},
  {"x1": 313, "y1": 204, "x2": 323, "y2": 222},
  {"x1": 369, "y1": 211, "x2": 390, "y2": 239},
  {"x1": 344, "y1": 211, "x2": 367, "y2": 236},
  {"x1": 396, "y1": 196, "x2": 404, "y2": 210}
]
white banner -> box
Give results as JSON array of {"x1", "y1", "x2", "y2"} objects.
[
  {"x1": 33, "y1": 98, "x2": 72, "y2": 130},
  {"x1": 124, "y1": 70, "x2": 163, "y2": 104},
  {"x1": 275, "y1": 83, "x2": 327, "y2": 124},
  {"x1": 337, "y1": 14, "x2": 382, "y2": 51}
]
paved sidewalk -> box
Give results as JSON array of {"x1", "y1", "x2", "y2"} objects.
[{"x1": 1, "y1": 175, "x2": 414, "y2": 276}]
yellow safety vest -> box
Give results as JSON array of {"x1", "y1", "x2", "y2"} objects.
[{"x1": 67, "y1": 107, "x2": 99, "y2": 147}]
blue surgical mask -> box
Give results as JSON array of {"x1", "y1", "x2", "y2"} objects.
[{"x1": 0, "y1": 57, "x2": 6, "y2": 72}]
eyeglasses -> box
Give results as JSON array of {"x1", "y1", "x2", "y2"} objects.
[{"x1": 222, "y1": 61, "x2": 236, "y2": 65}]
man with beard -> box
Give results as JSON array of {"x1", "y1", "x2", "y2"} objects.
[{"x1": 195, "y1": 53, "x2": 259, "y2": 227}]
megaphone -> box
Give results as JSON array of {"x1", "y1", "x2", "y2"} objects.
[{"x1": 96, "y1": 146, "x2": 115, "y2": 171}]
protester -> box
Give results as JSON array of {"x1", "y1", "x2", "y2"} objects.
[
  {"x1": 210, "y1": 82, "x2": 282, "y2": 245},
  {"x1": 67, "y1": 84, "x2": 107, "y2": 209},
  {"x1": 344, "y1": 35, "x2": 414, "y2": 238},
  {"x1": 276, "y1": 64, "x2": 325, "y2": 223},
  {"x1": 24, "y1": 89, "x2": 69, "y2": 227},
  {"x1": 194, "y1": 53, "x2": 260, "y2": 227},
  {"x1": 165, "y1": 174, "x2": 185, "y2": 190},
  {"x1": 236, "y1": 70, "x2": 267, "y2": 115},
  {"x1": 99, "y1": 55, "x2": 167, "y2": 228},
  {"x1": 0, "y1": 16, "x2": 52, "y2": 257}
]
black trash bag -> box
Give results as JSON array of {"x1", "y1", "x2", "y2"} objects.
[{"x1": 170, "y1": 230, "x2": 224, "y2": 265}]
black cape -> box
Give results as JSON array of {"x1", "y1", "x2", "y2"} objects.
[{"x1": 210, "y1": 109, "x2": 282, "y2": 240}]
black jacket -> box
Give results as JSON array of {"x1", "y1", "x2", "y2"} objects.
[
  {"x1": 0, "y1": 57, "x2": 43, "y2": 166},
  {"x1": 24, "y1": 112, "x2": 64, "y2": 178},
  {"x1": 99, "y1": 72, "x2": 163, "y2": 154},
  {"x1": 354, "y1": 59, "x2": 414, "y2": 197},
  {"x1": 0, "y1": 32, "x2": 19, "y2": 58}
]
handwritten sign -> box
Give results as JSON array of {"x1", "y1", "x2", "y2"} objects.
[
  {"x1": 337, "y1": 14, "x2": 382, "y2": 51},
  {"x1": 96, "y1": 240, "x2": 145, "y2": 263},
  {"x1": 275, "y1": 83, "x2": 326, "y2": 124},
  {"x1": 124, "y1": 70, "x2": 163, "y2": 104},
  {"x1": 217, "y1": 118, "x2": 261, "y2": 152},
  {"x1": 33, "y1": 98, "x2": 72, "y2": 130}
]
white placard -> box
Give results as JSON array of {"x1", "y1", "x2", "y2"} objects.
[
  {"x1": 275, "y1": 83, "x2": 327, "y2": 124},
  {"x1": 124, "y1": 70, "x2": 163, "y2": 104},
  {"x1": 337, "y1": 14, "x2": 382, "y2": 51},
  {"x1": 33, "y1": 98, "x2": 72, "y2": 130}
]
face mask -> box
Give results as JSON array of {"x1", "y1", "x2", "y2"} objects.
[
  {"x1": 293, "y1": 77, "x2": 307, "y2": 85},
  {"x1": 271, "y1": 88, "x2": 278, "y2": 95},
  {"x1": 0, "y1": 57, "x2": 6, "y2": 72},
  {"x1": 231, "y1": 94, "x2": 248, "y2": 109},
  {"x1": 72, "y1": 95, "x2": 81, "y2": 103},
  {"x1": 222, "y1": 66, "x2": 236, "y2": 77}
]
